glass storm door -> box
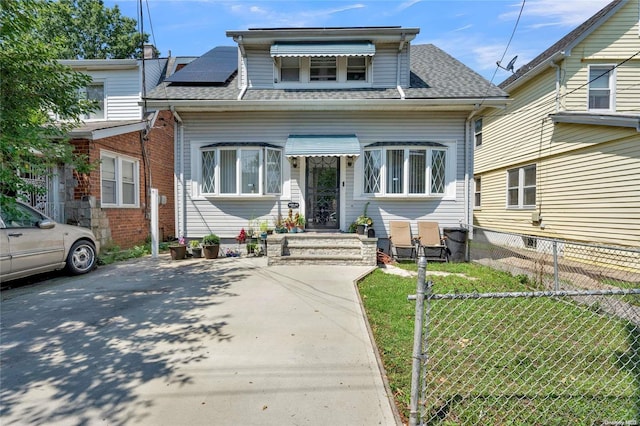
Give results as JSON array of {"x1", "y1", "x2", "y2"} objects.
[{"x1": 306, "y1": 157, "x2": 339, "y2": 230}]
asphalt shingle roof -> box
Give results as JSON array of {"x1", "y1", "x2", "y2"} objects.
[{"x1": 145, "y1": 43, "x2": 506, "y2": 102}]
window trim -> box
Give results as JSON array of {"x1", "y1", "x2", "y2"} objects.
[
  {"x1": 474, "y1": 176, "x2": 481, "y2": 209},
  {"x1": 506, "y1": 164, "x2": 536, "y2": 209},
  {"x1": 193, "y1": 143, "x2": 285, "y2": 199},
  {"x1": 474, "y1": 118, "x2": 482, "y2": 148},
  {"x1": 357, "y1": 143, "x2": 456, "y2": 199},
  {"x1": 100, "y1": 150, "x2": 140, "y2": 208},
  {"x1": 587, "y1": 64, "x2": 615, "y2": 112}
]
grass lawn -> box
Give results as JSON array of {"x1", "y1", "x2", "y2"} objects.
[{"x1": 358, "y1": 261, "x2": 639, "y2": 425}]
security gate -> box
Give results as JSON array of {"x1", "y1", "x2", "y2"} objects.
[{"x1": 306, "y1": 157, "x2": 339, "y2": 230}]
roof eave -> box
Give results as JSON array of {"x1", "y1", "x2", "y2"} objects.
[{"x1": 143, "y1": 97, "x2": 509, "y2": 112}]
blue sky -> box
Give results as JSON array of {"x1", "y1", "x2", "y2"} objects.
[{"x1": 104, "y1": 0, "x2": 613, "y2": 83}]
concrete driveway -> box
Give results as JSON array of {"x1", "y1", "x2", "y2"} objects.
[{"x1": 0, "y1": 255, "x2": 400, "y2": 426}]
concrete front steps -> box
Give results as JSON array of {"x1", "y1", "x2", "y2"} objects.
[{"x1": 266, "y1": 232, "x2": 378, "y2": 266}]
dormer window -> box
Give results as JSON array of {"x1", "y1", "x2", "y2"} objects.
[
  {"x1": 271, "y1": 42, "x2": 375, "y2": 87},
  {"x1": 347, "y1": 57, "x2": 367, "y2": 81},
  {"x1": 280, "y1": 57, "x2": 300, "y2": 82},
  {"x1": 310, "y1": 57, "x2": 337, "y2": 81}
]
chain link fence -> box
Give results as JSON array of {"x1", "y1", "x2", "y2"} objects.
[{"x1": 408, "y1": 227, "x2": 640, "y2": 425}]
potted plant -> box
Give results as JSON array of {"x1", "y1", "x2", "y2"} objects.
[
  {"x1": 246, "y1": 241, "x2": 258, "y2": 254},
  {"x1": 284, "y1": 209, "x2": 298, "y2": 233},
  {"x1": 296, "y1": 213, "x2": 305, "y2": 232},
  {"x1": 259, "y1": 220, "x2": 269, "y2": 239},
  {"x1": 201, "y1": 233, "x2": 220, "y2": 259},
  {"x1": 355, "y1": 202, "x2": 373, "y2": 235},
  {"x1": 273, "y1": 215, "x2": 287, "y2": 233},
  {"x1": 189, "y1": 239, "x2": 202, "y2": 258},
  {"x1": 169, "y1": 236, "x2": 187, "y2": 260}
]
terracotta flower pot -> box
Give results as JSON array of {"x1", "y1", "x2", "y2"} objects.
[
  {"x1": 203, "y1": 244, "x2": 219, "y2": 259},
  {"x1": 169, "y1": 245, "x2": 186, "y2": 260}
]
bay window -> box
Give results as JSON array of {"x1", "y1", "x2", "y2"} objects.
[
  {"x1": 200, "y1": 145, "x2": 282, "y2": 196},
  {"x1": 362, "y1": 144, "x2": 452, "y2": 197}
]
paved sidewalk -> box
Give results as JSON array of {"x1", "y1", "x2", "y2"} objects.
[{"x1": 1, "y1": 255, "x2": 400, "y2": 426}]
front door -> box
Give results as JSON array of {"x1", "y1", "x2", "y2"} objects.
[{"x1": 306, "y1": 157, "x2": 339, "y2": 230}]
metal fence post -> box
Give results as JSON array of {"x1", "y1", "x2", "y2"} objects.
[
  {"x1": 409, "y1": 255, "x2": 428, "y2": 426},
  {"x1": 552, "y1": 240, "x2": 559, "y2": 290}
]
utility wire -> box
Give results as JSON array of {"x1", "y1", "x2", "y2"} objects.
[{"x1": 479, "y1": 0, "x2": 526, "y2": 106}]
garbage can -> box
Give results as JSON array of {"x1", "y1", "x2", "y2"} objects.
[{"x1": 443, "y1": 227, "x2": 468, "y2": 262}]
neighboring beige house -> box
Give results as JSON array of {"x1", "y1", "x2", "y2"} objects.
[{"x1": 474, "y1": 0, "x2": 640, "y2": 250}]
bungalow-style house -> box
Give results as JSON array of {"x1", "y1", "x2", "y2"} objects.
[
  {"x1": 474, "y1": 0, "x2": 640, "y2": 252},
  {"x1": 145, "y1": 27, "x2": 508, "y2": 262},
  {"x1": 42, "y1": 49, "x2": 196, "y2": 249}
]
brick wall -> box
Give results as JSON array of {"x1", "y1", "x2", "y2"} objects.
[{"x1": 69, "y1": 110, "x2": 175, "y2": 249}]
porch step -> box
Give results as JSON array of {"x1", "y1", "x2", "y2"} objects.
[{"x1": 267, "y1": 233, "x2": 377, "y2": 266}]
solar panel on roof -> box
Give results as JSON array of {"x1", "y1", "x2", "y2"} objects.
[{"x1": 166, "y1": 46, "x2": 237, "y2": 84}]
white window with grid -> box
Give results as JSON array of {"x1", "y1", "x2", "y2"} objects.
[
  {"x1": 198, "y1": 146, "x2": 282, "y2": 197},
  {"x1": 361, "y1": 144, "x2": 454, "y2": 198}
]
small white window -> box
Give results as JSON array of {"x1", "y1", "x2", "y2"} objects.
[
  {"x1": 474, "y1": 177, "x2": 481, "y2": 208},
  {"x1": 474, "y1": 119, "x2": 483, "y2": 147},
  {"x1": 82, "y1": 82, "x2": 105, "y2": 120},
  {"x1": 101, "y1": 152, "x2": 139, "y2": 207},
  {"x1": 347, "y1": 57, "x2": 367, "y2": 81},
  {"x1": 310, "y1": 57, "x2": 337, "y2": 81},
  {"x1": 588, "y1": 65, "x2": 615, "y2": 111},
  {"x1": 280, "y1": 57, "x2": 300, "y2": 82},
  {"x1": 507, "y1": 164, "x2": 536, "y2": 208}
]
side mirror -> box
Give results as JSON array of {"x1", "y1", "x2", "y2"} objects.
[{"x1": 38, "y1": 219, "x2": 56, "y2": 230}]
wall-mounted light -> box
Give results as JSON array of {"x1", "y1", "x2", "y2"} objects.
[
  {"x1": 291, "y1": 157, "x2": 298, "y2": 168},
  {"x1": 347, "y1": 156, "x2": 354, "y2": 167}
]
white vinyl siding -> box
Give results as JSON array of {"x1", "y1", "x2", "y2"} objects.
[
  {"x1": 179, "y1": 110, "x2": 466, "y2": 239},
  {"x1": 100, "y1": 151, "x2": 139, "y2": 207},
  {"x1": 77, "y1": 68, "x2": 142, "y2": 120}
]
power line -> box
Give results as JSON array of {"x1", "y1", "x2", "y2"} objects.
[{"x1": 480, "y1": 0, "x2": 526, "y2": 105}]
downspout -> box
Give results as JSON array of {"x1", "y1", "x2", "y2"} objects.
[
  {"x1": 235, "y1": 36, "x2": 248, "y2": 100},
  {"x1": 171, "y1": 106, "x2": 184, "y2": 239},
  {"x1": 396, "y1": 34, "x2": 406, "y2": 100},
  {"x1": 464, "y1": 106, "x2": 480, "y2": 234}
]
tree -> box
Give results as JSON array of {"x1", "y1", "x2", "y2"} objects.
[
  {"x1": 0, "y1": 0, "x2": 94, "y2": 207},
  {"x1": 40, "y1": 0, "x2": 151, "y2": 59}
]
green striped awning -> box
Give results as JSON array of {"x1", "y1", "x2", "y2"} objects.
[
  {"x1": 285, "y1": 135, "x2": 361, "y2": 157},
  {"x1": 270, "y1": 42, "x2": 375, "y2": 57}
]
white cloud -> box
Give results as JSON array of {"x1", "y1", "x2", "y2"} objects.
[
  {"x1": 226, "y1": 2, "x2": 365, "y2": 28},
  {"x1": 500, "y1": 0, "x2": 612, "y2": 28},
  {"x1": 397, "y1": 0, "x2": 422, "y2": 12},
  {"x1": 452, "y1": 24, "x2": 473, "y2": 32}
]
